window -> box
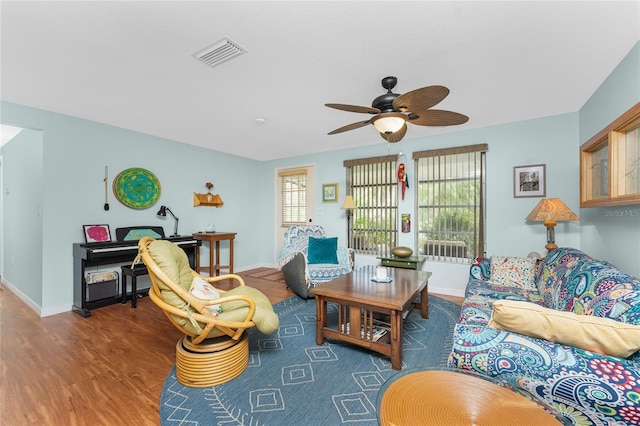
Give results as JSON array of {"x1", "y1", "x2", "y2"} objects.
[
  {"x1": 414, "y1": 144, "x2": 488, "y2": 262},
  {"x1": 581, "y1": 102, "x2": 640, "y2": 207},
  {"x1": 344, "y1": 155, "x2": 397, "y2": 255},
  {"x1": 279, "y1": 169, "x2": 307, "y2": 226}
]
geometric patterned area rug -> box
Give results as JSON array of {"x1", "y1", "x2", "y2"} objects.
[{"x1": 160, "y1": 295, "x2": 461, "y2": 425}]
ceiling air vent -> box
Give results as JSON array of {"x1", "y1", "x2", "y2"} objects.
[{"x1": 192, "y1": 37, "x2": 247, "y2": 68}]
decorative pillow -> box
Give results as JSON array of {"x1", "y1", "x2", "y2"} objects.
[
  {"x1": 490, "y1": 256, "x2": 536, "y2": 290},
  {"x1": 488, "y1": 300, "x2": 640, "y2": 359},
  {"x1": 189, "y1": 276, "x2": 221, "y2": 316},
  {"x1": 307, "y1": 236, "x2": 339, "y2": 264}
]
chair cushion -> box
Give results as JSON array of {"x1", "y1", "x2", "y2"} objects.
[
  {"x1": 307, "y1": 236, "x2": 338, "y2": 264},
  {"x1": 220, "y1": 286, "x2": 280, "y2": 335},
  {"x1": 147, "y1": 240, "x2": 194, "y2": 312}
]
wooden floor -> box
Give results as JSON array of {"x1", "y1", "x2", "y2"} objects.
[{"x1": 0, "y1": 269, "x2": 462, "y2": 425}]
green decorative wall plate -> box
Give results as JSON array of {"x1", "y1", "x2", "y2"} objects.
[{"x1": 113, "y1": 168, "x2": 161, "y2": 209}]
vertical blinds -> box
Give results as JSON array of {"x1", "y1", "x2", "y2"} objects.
[
  {"x1": 344, "y1": 155, "x2": 397, "y2": 255},
  {"x1": 414, "y1": 144, "x2": 487, "y2": 262}
]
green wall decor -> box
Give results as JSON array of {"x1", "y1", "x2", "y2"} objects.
[{"x1": 113, "y1": 167, "x2": 161, "y2": 209}]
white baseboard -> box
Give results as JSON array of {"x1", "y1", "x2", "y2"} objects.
[
  {"x1": 2, "y1": 277, "x2": 42, "y2": 316},
  {"x1": 1, "y1": 277, "x2": 72, "y2": 317}
]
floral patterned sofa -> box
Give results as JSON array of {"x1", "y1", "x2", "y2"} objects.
[{"x1": 448, "y1": 247, "x2": 640, "y2": 425}]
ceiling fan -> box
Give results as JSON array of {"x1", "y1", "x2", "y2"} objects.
[{"x1": 325, "y1": 76, "x2": 469, "y2": 143}]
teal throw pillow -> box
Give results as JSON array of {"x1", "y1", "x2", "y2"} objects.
[{"x1": 308, "y1": 236, "x2": 339, "y2": 264}]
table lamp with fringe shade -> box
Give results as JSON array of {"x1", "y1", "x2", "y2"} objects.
[{"x1": 525, "y1": 198, "x2": 579, "y2": 252}]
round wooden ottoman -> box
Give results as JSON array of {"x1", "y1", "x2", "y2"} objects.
[{"x1": 379, "y1": 370, "x2": 563, "y2": 425}]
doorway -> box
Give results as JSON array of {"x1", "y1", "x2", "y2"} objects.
[{"x1": 275, "y1": 165, "x2": 315, "y2": 255}]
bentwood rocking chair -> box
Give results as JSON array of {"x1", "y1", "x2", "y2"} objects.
[{"x1": 136, "y1": 237, "x2": 279, "y2": 388}]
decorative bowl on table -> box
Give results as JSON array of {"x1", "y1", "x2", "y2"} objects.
[{"x1": 391, "y1": 246, "x2": 413, "y2": 258}]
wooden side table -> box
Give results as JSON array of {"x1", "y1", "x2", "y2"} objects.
[
  {"x1": 379, "y1": 369, "x2": 563, "y2": 425},
  {"x1": 378, "y1": 255, "x2": 426, "y2": 270},
  {"x1": 192, "y1": 232, "x2": 237, "y2": 276}
]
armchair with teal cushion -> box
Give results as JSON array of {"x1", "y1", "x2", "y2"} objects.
[{"x1": 276, "y1": 225, "x2": 354, "y2": 299}]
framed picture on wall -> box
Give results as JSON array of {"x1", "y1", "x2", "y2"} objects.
[
  {"x1": 322, "y1": 183, "x2": 338, "y2": 202},
  {"x1": 513, "y1": 164, "x2": 546, "y2": 198},
  {"x1": 83, "y1": 224, "x2": 112, "y2": 243}
]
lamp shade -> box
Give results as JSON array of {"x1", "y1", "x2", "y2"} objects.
[
  {"x1": 525, "y1": 198, "x2": 580, "y2": 223},
  {"x1": 372, "y1": 113, "x2": 406, "y2": 134},
  {"x1": 341, "y1": 195, "x2": 357, "y2": 209}
]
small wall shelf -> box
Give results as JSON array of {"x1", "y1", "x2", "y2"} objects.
[{"x1": 193, "y1": 192, "x2": 224, "y2": 207}]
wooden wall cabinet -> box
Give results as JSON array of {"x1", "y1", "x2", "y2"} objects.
[{"x1": 580, "y1": 102, "x2": 640, "y2": 207}]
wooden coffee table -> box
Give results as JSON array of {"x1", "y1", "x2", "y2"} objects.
[{"x1": 310, "y1": 266, "x2": 431, "y2": 370}]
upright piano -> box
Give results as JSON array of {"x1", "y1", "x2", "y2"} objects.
[{"x1": 72, "y1": 229, "x2": 200, "y2": 317}]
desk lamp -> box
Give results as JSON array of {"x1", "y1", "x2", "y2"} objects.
[
  {"x1": 157, "y1": 205, "x2": 179, "y2": 237},
  {"x1": 525, "y1": 198, "x2": 579, "y2": 252}
]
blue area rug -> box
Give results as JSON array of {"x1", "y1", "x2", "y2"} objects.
[{"x1": 160, "y1": 295, "x2": 461, "y2": 425}]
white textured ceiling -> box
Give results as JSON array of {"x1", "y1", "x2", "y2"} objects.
[{"x1": 1, "y1": 1, "x2": 639, "y2": 161}]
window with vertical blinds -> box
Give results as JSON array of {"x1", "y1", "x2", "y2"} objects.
[
  {"x1": 414, "y1": 144, "x2": 488, "y2": 262},
  {"x1": 279, "y1": 169, "x2": 307, "y2": 226},
  {"x1": 344, "y1": 155, "x2": 397, "y2": 255}
]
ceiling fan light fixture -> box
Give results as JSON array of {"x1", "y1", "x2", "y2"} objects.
[{"x1": 372, "y1": 113, "x2": 406, "y2": 134}]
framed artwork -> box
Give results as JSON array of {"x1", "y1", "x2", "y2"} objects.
[
  {"x1": 513, "y1": 164, "x2": 546, "y2": 198},
  {"x1": 322, "y1": 183, "x2": 338, "y2": 202},
  {"x1": 401, "y1": 214, "x2": 411, "y2": 233},
  {"x1": 83, "y1": 224, "x2": 111, "y2": 243}
]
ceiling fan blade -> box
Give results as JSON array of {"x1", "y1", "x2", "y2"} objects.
[
  {"x1": 380, "y1": 123, "x2": 407, "y2": 143},
  {"x1": 393, "y1": 86, "x2": 450, "y2": 113},
  {"x1": 408, "y1": 109, "x2": 469, "y2": 126},
  {"x1": 328, "y1": 120, "x2": 371, "y2": 135},
  {"x1": 325, "y1": 103, "x2": 380, "y2": 114}
]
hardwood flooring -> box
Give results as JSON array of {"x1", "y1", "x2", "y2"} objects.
[{"x1": 0, "y1": 269, "x2": 462, "y2": 425}]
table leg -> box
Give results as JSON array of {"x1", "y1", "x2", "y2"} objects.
[
  {"x1": 215, "y1": 241, "x2": 221, "y2": 276},
  {"x1": 420, "y1": 286, "x2": 429, "y2": 319},
  {"x1": 315, "y1": 296, "x2": 327, "y2": 345},
  {"x1": 229, "y1": 239, "x2": 234, "y2": 273},
  {"x1": 206, "y1": 241, "x2": 213, "y2": 276},
  {"x1": 390, "y1": 309, "x2": 403, "y2": 370}
]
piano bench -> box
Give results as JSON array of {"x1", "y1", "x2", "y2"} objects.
[{"x1": 121, "y1": 264, "x2": 149, "y2": 308}]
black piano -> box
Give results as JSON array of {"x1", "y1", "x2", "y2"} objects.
[{"x1": 72, "y1": 226, "x2": 200, "y2": 317}]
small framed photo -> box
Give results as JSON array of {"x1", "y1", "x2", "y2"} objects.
[
  {"x1": 322, "y1": 183, "x2": 338, "y2": 203},
  {"x1": 513, "y1": 164, "x2": 546, "y2": 198},
  {"x1": 83, "y1": 224, "x2": 111, "y2": 243}
]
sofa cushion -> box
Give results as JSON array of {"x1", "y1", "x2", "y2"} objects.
[
  {"x1": 536, "y1": 248, "x2": 640, "y2": 323},
  {"x1": 490, "y1": 256, "x2": 537, "y2": 290},
  {"x1": 307, "y1": 236, "x2": 339, "y2": 264},
  {"x1": 488, "y1": 300, "x2": 640, "y2": 358}
]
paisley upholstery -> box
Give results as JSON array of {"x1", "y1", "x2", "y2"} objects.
[{"x1": 449, "y1": 248, "x2": 640, "y2": 425}]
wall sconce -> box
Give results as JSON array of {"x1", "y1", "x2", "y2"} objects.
[
  {"x1": 525, "y1": 198, "x2": 579, "y2": 252},
  {"x1": 157, "y1": 205, "x2": 179, "y2": 237}
]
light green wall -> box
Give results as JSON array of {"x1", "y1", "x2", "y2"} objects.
[
  {"x1": 1, "y1": 128, "x2": 44, "y2": 306},
  {"x1": 578, "y1": 41, "x2": 640, "y2": 277},
  {"x1": 2, "y1": 41, "x2": 639, "y2": 314},
  {"x1": 260, "y1": 112, "x2": 581, "y2": 295},
  {"x1": 1, "y1": 102, "x2": 269, "y2": 315}
]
